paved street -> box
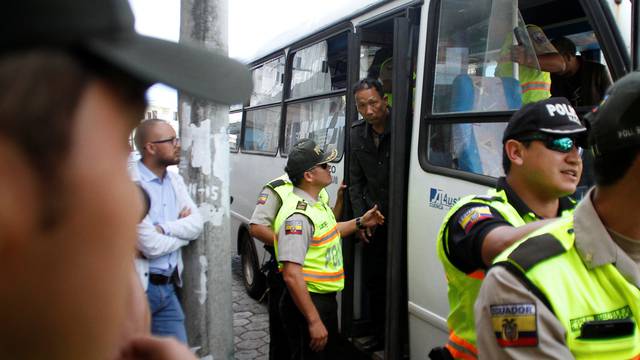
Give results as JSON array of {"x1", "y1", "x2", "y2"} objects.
[{"x1": 232, "y1": 255, "x2": 270, "y2": 360}]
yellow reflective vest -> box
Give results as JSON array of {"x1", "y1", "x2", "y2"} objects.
[
  {"x1": 493, "y1": 216, "x2": 640, "y2": 359},
  {"x1": 436, "y1": 188, "x2": 574, "y2": 359},
  {"x1": 273, "y1": 189, "x2": 344, "y2": 293}
]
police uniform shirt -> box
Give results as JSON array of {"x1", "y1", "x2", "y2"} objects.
[
  {"x1": 277, "y1": 187, "x2": 323, "y2": 266},
  {"x1": 445, "y1": 177, "x2": 575, "y2": 273},
  {"x1": 250, "y1": 187, "x2": 281, "y2": 227},
  {"x1": 474, "y1": 188, "x2": 640, "y2": 359}
]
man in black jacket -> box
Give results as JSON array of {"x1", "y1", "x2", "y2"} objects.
[
  {"x1": 551, "y1": 36, "x2": 612, "y2": 107},
  {"x1": 349, "y1": 78, "x2": 391, "y2": 350}
]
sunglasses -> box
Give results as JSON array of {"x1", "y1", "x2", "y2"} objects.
[
  {"x1": 517, "y1": 134, "x2": 581, "y2": 154},
  {"x1": 307, "y1": 163, "x2": 329, "y2": 172}
]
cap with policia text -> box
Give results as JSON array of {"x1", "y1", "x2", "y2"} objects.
[
  {"x1": 503, "y1": 97, "x2": 587, "y2": 143},
  {"x1": 285, "y1": 139, "x2": 338, "y2": 177},
  {"x1": 585, "y1": 71, "x2": 640, "y2": 156},
  {"x1": 1, "y1": 0, "x2": 252, "y2": 104}
]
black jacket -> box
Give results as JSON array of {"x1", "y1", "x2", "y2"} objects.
[
  {"x1": 551, "y1": 57, "x2": 612, "y2": 107},
  {"x1": 348, "y1": 117, "x2": 391, "y2": 217}
]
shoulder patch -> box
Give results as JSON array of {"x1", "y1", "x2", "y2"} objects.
[
  {"x1": 296, "y1": 200, "x2": 308, "y2": 211},
  {"x1": 458, "y1": 206, "x2": 494, "y2": 233},
  {"x1": 256, "y1": 192, "x2": 268, "y2": 205},
  {"x1": 268, "y1": 179, "x2": 287, "y2": 188},
  {"x1": 491, "y1": 303, "x2": 538, "y2": 347},
  {"x1": 508, "y1": 233, "x2": 566, "y2": 271},
  {"x1": 284, "y1": 220, "x2": 303, "y2": 235}
]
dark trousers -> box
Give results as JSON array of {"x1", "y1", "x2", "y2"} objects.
[
  {"x1": 279, "y1": 289, "x2": 343, "y2": 360},
  {"x1": 363, "y1": 224, "x2": 388, "y2": 339},
  {"x1": 267, "y1": 268, "x2": 289, "y2": 360}
]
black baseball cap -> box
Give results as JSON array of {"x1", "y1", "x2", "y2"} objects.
[
  {"x1": 285, "y1": 139, "x2": 337, "y2": 177},
  {"x1": 1, "y1": 0, "x2": 252, "y2": 104},
  {"x1": 584, "y1": 72, "x2": 640, "y2": 157},
  {"x1": 503, "y1": 97, "x2": 587, "y2": 143}
]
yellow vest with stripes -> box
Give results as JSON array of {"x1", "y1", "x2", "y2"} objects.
[
  {"x1": 436, "y1": 189, "x2": 528, "y2": 359},
  {"x1": 273, "y1": 190, "x2": 344, "y2": 293},
  {"x1": 494, "y1": 217, "x2": 640, "y2": 359},
  {"x1": 265, "y1": 174, "x2": 329, "y2": 209}
]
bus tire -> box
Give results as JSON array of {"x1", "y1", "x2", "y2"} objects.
[{"x1": 240, "y1": 232, "x2": 267, "y2": 300}]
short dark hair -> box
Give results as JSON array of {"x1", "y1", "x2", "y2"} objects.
[
  {"x1": 352, "y1": 78, "x2": 384, "y2": 98},
  {"x1": 0, "y1": 49, "x2": 147, "y2": 228},
  {"x1": 502, "y1": 139, "x2": 532, "y2": 174},
  {"x1": 551, "y1": 37, "x2": 577, "y2": 58},
  {"x1": 592, "y1": 147, "x2": 640, "y2": 186},
  {"x1": 288, "y1": 172, "x2": 304, "y2": 187}
]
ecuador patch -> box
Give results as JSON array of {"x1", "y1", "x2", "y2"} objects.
[
  {"x1": 458, "y1": 206, "x2": 493, "y2": 233},
  {"x1": 296, "y1": 201, "x2": 308, "y2": 211},
  {"x1": 256, "y1": 192, "x2": 268, "y2": 205},
  {"x1": 491, "y1": 303, "x2": 538, "y2": 347},
  {"x1": 284, "y1": 220, "x2": 303, "y2": 235}
]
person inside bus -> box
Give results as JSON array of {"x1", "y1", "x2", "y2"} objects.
[
  {"x1": 350, "y1": 78, "x2": 392, "y2": 351},
  {"x1": 431, "y1": 97, "x2": 585, "y2": 360},
  {"x1": 274, "y1": 139, "x2": 384, "y2": 359},
  {"x1": 475, "y1": 71, "x2": 640, "y2": 360},
  {"x1": 550, "y1": 36, "x2": 612, "y2": 107},
  {"x1": 249, "y1": 176, "x2": 345, "y2": 360},
  {"x1": 495, "y1": 25, "x2": 565, "y2": 104},
  {"x1": 0, "y1": 0, "x2": 249, "y2": 358},
  {"x1": 367, "y1": 48, "x2": 393, "y2": 106}
]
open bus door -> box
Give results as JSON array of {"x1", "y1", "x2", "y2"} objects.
[{"x1": 386, "y1": 7, "x2": 421, "y2": 360}]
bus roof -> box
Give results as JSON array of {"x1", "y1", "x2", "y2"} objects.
[{"x1": 237, "y1": 0, "x2": 383, "y2": 65}]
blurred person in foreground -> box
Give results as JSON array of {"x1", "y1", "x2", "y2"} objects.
[{"x1": 0, "y1": 0, "x2": 250, "y2": 359}]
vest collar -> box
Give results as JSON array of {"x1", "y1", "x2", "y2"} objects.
[
  {"x1": 496, "y1": 177, "x2": 575, "y2": 219},
  {"x1": 574, "y1": 188, "x2": 640, "y2": 287}
]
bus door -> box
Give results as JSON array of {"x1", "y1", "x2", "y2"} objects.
[{"x1": 343, "y1": 5, "x2": 420, "y2": 359}]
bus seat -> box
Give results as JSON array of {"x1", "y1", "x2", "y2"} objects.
[{"x1": 449, "y1": 75, "x2": 521, "y2": 174}]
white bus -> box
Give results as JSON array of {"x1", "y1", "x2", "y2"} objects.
[{"x1": 229, "y1": 0, "x2": 637, "y2": 358}]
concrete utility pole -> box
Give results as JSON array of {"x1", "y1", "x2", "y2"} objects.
[{"x1": 179, "y1": 0, "x2": 233, "y2": 359}]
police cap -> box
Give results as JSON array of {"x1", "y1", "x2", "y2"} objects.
[{"x1": 285, "y1": 139, "x2": 337, "y2": 178}]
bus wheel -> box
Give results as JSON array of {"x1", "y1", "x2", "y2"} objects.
[{"x1": 241, "y1": 233, "x2": 267, "y2": 300}]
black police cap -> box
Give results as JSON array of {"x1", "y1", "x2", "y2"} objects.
[{"x1": 285, "y1": 139, "x2": 337, "y2": 178}]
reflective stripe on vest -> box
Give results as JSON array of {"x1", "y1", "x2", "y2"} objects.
[
  {"x1": 436, "y1": 188, "x2": 542, "y2": 358},
  {"x1": 445, "y1": 331, "x2": 478, "y2": 360},
  {"x1": 273, "y1": 190, "x2": 344, "y2": 294},
  {"x1": 494, "y1": 217, "x2": 640, "y2": 359}
]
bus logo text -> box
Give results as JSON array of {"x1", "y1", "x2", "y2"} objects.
[{"x1": 429, "y1": 188, "x2": 459, "y2": 210}]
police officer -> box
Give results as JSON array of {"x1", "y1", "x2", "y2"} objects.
[
  {"x1": 432, "y1": 97, "x2": 585, "y2": 359},
  {"x1": 275, "y1": 139, "x2": 384, "y2": 359},
  {"x1": 249, "y1": 175, "x2": 343, "y2": 360},
  {"x1": 496, "y1": 25, "x2": 565, "y2": 104},
  {"x1": 475, "y1": 72, "x2": 640, "y2": 359}
]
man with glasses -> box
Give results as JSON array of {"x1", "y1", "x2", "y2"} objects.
[
  {"x1": 131, "y1": 118, "x2": 203, "y2": 343},
  {"x1": 432, "y1": 97, "x2": 584, "y2": 360},
  {"x1": 475, "y1": 72, "x2": 640, "y2": 359},
  {"x1": 275, "y1": 139, "x2": 384, "y2": 358}
]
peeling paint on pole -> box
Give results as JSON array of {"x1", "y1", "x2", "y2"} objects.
[
  {"x1": 195, "y1": 255, "x2": 209, "y2": 305},
  {"x1": 187, "y1": 119, "x2": 213, "y2": 176}
]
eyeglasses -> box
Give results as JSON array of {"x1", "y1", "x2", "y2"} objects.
[{"x1": 150, "y1": 137, "x2": 180, "y2": 146}]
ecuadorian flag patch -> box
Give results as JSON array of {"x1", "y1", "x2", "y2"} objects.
[
  {"x1": 285, "y1": 220, "x2": 303, "y2": 235},
  {"x1": 491, "y1": 303, "x2": 538, "y2": 347},
  {"x1": 458, "y1": 206, "x2": 493, "y2": 233},
  {"x1": 257, "y1": 192, "x2": 268, "y2": 205}
]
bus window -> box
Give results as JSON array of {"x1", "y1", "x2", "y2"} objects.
[
  {"x1": 250, "y1": 56, "x2": 285, "y2": 107},
  {"x1": 242, "y1": 107, "x2": 281, "y2": 154},
  {"x1": 289, "y1": 33, "x2": 349, "y2": 99},
  {"x1": 431, "y1": 0, "x2": 549, "y2": 113},
  {"x1": 428, "y1": 122, "x2": 506, "y2": 177},
  {"x1": 228, "y1": 111, "x2": 242, "y2": 152},
  {"x1": 283, "y1": 96, "x2": 346, "y2": 158}
]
